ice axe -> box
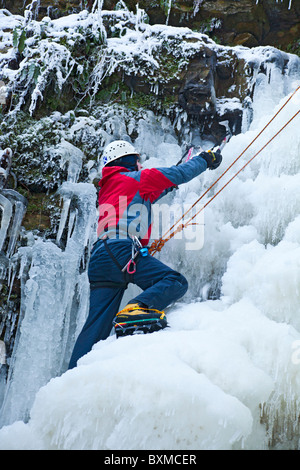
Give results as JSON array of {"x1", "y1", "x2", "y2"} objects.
[{"x1": 176, "y1": 125, "x2": 232, "y2": 167}]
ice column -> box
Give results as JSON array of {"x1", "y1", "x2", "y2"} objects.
[
  {"x1": 0, "y1": 176, "x2": 97, "y2": 426},
  {"x1": 0, "y1": 191, "x2": 28, "y2": 258},
  {"x1": 0, "y1": 189, "x2": 28, "y2": 412}
]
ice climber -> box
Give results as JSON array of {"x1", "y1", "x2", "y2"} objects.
[{"x1": 68, "y1": 140, "x2": 222, "y2": 369}]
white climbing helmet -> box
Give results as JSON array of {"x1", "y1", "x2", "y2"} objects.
[{"x1": 102, "y1": 140, "x2": 140, "y2": 167}]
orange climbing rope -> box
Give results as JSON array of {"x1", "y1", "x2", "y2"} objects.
[{"x1": 149, "y1": 86, "x2": 300, "y2": 256}]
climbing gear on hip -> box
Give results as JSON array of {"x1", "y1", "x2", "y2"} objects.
[
  {"x1": 113, "y1": 302, "x2": 167, "y2": 338},
  {"x1": 121, "y1": 236, "x2": 149, "y2": 275}
]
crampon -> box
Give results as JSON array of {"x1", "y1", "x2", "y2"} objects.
[{"x1": 113, "y1": 303, "x2": 168, "y2": 338}]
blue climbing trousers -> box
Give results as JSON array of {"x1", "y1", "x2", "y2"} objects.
[{"x1": 68, "y1": 239, "x2": 188, "y2": 369}]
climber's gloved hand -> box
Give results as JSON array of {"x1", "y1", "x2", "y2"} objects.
[{"x1": 200, "y1": 149, "x2": 222, "y2": 170}]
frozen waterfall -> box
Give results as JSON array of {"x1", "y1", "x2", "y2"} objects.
[
  {"x1": 0, "y1": 149, "x2": 97, "y2": 426},
  {"x1": 0, "y1": 6, "x2": 300, "y2": 451}
]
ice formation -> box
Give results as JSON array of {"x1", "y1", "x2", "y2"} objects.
[{"x1": 0, "y1": 4, "x2": 300, "y2": 451}]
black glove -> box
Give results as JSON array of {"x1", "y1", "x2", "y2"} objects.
[{"x1": 200, "y1": 149, "x2": 222, "y2": 170}]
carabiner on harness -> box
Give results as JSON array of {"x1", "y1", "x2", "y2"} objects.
[
  {"x1": 122, "y1": 238, "x2": 138, "y2": 274},
  {"x1": 121, "y1": 236, "x2": 148, "y2": 274},
  {"x1": 133, "y1": 236, "x2": 149, "y2": 257},
  {"x1": 127, "y1": 259, "x2": 136, "y2": 274}
]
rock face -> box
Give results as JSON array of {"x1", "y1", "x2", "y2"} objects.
[
  {"x1": 123, "y1": 0, "x2": 300, "y2": 50},
  {"x1": 1, "y1": 0, "x2": 84, "y2": 19},
  {"x1": 0, "y1": 6, "x2": 296, "y2": 176},
  {"x1": 2, "y1": 0, "x2": 299, "y2": 51},
  {"x1": 178, "y1": 48, "x2": 216, "y2": 117}
]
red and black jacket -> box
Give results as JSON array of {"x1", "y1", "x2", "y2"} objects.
[{"x1": 97, "y1": 155, "x2": 208, "y2": 245}]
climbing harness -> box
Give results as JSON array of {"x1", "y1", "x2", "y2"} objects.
[
  {"x1": 149, "y1": 86, "x2": 300, "y2": 256},
  {"x1": 90, "y1": 235, "x2": 149, "y2": 290}
]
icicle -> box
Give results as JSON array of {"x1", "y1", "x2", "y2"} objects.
[
  {"x1": 56, "y1": 197, "x2": 71, "y2": 245},
  {"x1": 91, "y1": 0, "x2": 107, "y2": 43},
  {"x1": 0, "y1": 194, "x2": 12, "y2": 253},
  {"x1": 6, "y1": 200, "x2": 27, "y2": 258},
  {"x1": 67, "y1": 207, "x2": 77, "y2": 242},
  {"x1": 24, "y1": 0, "x2": 41, "y2": 23},
  {"x1": 0, "y1": 191, "x2": 27, "y2": 259},
  {"x1": 165, "y1": 0, "x2": 173, "y2": 26},
  {"x1": 54, "y1": 140, "x2": 84, "y2": 184},
  {"x1": 0, "y1": 181, "x2": 96, "y2": 426},
  {"x1": 193, "y1": 0, "x2": 203, "y2": 16},
  {"x1": 7, "y1": 260, "x2": 17, "y2": 303},
  {"x1": 0, "y1": 253, "x2": 8, "y2": 288},
  {"x1": 0, "y1": 341, "x2": 6, "y2": 366}
]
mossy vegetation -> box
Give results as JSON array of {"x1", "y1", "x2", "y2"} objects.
[
  {"x1": 284, "y1": 39, "x2": 300, "y2": 57},
  {"x1": 20, "y1": 192, "x2": 52, "y2": 231}
]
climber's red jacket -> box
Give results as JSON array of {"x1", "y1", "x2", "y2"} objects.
[{"x1": 97, "y1": 155, "x2": 208, "y2": 245}]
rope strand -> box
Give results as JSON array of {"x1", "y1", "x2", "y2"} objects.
[
  {"x1": 183, "y1": 108, "x2": 300, "y2": 229},
  {"x1": 149, "y1": 87, "x2": 300, "y2": 255}
]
